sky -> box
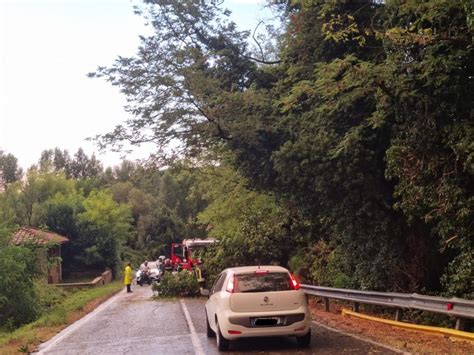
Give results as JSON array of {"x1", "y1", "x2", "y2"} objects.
[{"x1": 0, "y1": 0, "x2": 273, "y2": 170}]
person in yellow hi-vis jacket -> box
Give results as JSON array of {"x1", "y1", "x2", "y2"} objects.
[{"x1": 124, "y1": 262, "x2": 133, "y2": 293}]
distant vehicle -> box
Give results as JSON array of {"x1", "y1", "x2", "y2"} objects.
[
  {"x1": 136, "y1": 261, "x2": 162, "y2": 285},
  {"x1": 170, "y1": 238, "x2": 217, "y2": 270},
  {"x1": 148, "y1": 262, "x2": 162, "y2": 283},
  {"x1": 203, "y1": 265, "x2": 311, "y2": 351},
  {"x1": 136, "y1": 269, "x2": 150, "y2": 286}
]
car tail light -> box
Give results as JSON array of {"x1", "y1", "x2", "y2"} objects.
[
  {"x1": 226, "y1": 274, "x2": 235, "y2": 293},
  {"x1": 254, "y1": 270, "x2": 269, "y2": 275},
  {"x1": 228, "y1": 330, "x2": 242, "y2": 334},
  {"x1": 289, "y1": 273, "x2": 300, "y2": 290}
]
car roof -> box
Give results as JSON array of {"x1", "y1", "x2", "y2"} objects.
[{"x1": 225, "y1": 265, "x2": 289, "y2": 274}]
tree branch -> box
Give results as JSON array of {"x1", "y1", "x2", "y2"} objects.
[
  {"x1": 186, "y1": 93, "x2": 231, "y2": 141},
  {"x1": 241, "y1": 54, "x2": 281, "y2": 65},
  {"x1": 253, "y1": 21, "x2": 266, "y2": 61}
]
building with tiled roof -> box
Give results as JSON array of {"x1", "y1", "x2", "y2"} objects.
[
  {"x1": 11, "y1": 227, "x2": 69, "y2": 284},
  {"x1": 11, "y1": 227, "x2": 69, "y2": 246}
]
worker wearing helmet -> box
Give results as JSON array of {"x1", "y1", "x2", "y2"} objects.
[{"x1": 164, "y1": 258, "x2": 173, "y2": 273}]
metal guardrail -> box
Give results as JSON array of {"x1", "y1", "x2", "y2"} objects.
[{"x1": 301, "y1": 284, "x2": 474, "y2": 330}]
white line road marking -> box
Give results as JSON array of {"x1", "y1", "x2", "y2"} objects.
[
  {"x1": 35, "y1": 289, "x2": 125, "y2": 354},
  {"x1": 312, "y1": 320, "x2": 410, "y2": 354},
  {"x1": 38, "y1": 333, "x2": 192, "y2": 350},
  {"x1": 180, "y1": 299, "x2": 205, "y2": 355}
]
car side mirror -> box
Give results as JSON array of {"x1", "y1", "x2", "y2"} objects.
[{"x1": 200, "y1": 289, "x2": 210, "y2": 297}]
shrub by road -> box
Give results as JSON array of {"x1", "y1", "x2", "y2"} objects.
[{"x1": 0, "y1": 281, "x2": 122, "y2": 354}]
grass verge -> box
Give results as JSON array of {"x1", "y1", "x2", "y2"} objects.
[{"x1": 0, "y1": 281, "x2": 123, "y2": 354}]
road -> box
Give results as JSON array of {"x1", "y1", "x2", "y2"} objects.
[{"x1": 36, "y1": 285, "x2": 401, "y2": 354}]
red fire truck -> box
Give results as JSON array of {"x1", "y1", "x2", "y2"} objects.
[{"x1": 170, "y1": 238, "x2": 217, "y2": 270}]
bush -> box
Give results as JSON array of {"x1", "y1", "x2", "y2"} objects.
[
  {"x1": 288, "y1": 252, "x2": 309, "y2": 283},
  {"x1": 0, "y1": 246, "x2": 40, "y2": 330},
  {"x1": 152, "y1": 270, "x2": 200, "y2": 297},
  {"x1": 34, "y1": 281, "x2": 67, "y2": 314},
  {"x1": 441, "y1": 249, "x2": 474, "y2": 299}
]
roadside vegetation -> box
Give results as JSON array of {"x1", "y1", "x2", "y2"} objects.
[
  {"x1": 0, "y1": 0, "x2": 472, "y2": 338},
  {"x1": 89, "y1": 0, "x2": 473, "y2": 299},
  {"x1": 0, "y1": 150, "x2": 208, "y2": 331},
  {"x1": 0, "y1": 281, "x2": 122, "y2": 354},
  {"x1": 152, "y1": 271, "x2": 200, "y2": 297}
]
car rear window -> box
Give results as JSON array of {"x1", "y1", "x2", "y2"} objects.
[{"x1": 234, "y1": 272, "x2": 292, "y2": 293}]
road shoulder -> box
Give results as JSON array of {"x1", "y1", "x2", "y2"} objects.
[{"x1": 308, "y1": 298, "x2": 474, "y2": 354}]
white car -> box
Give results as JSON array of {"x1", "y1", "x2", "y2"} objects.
[{"x1": 204, "y1": 265, "x2": 312, "y2": 351}]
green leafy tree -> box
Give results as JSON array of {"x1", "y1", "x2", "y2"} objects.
[
  {"x1": 39, "y1": 192, "x2": 85, "y2": 270},
  {"x1": 0, "y1": 185, "x2": 21, "y2": 230},
  {"x1": 197, "y1": 165, "x2": 297, "y2": 282},
  {"x1": 76, "y1": 190, "x2": 133, "y2": 274},
  {"x1": 113, "y1": 160, "x2": 137, "y2": 182},
  {"x1": 0, "y1": 230, "x2": 40, "y2": 329},
  {"x1": 38, "y1": 148, "x2": 72, "y2": 175},
  {"x1": 4, "y1": 171, "x2": 75, "y2": 226},
  {"x1": 41, "y1": 192, "x2": 84, "y2": 237},
  {"x1": 0, "y1": 150, "x2": 23, "y2": 185},
  {"x1": 110, "y1": 181, "x2": 155, "y2": 247},
  {"x1": 143, "y1": 205, "x2": 186, "y2": 254},
  {"x1": 169, "y1": 164, "x2": 209, "y2": 236},
  {"x1": 89, "y1": 0, "x2": 262, "y2": 158},
  {"x1": 380, "y1": 0, "x2": 473, "y2": 297},
  {"x1": 69, "y1": 148, "x2": 103, "y2": 180},
  {"x1": 91, "y1": 0, "x2": 473, "y2": 297}
]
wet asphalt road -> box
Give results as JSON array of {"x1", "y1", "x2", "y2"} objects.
[{"x1": 36, "y1": 285, "x2": 398, "y2": 354}]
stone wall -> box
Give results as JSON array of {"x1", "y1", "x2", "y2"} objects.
[
  {"x1": 56, "y1": 268, "x2": 113, "y2": 288},
  {"x1": 102, "y1": 269, "x2": 112, "y2": 284}
]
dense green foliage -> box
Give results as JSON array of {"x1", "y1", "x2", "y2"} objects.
[
  {"x1": 75, "y1": 190, "x2": 133, "y2": 274},
  {"x1": 196, "y1": 164, "x2": 301, "y2": 285},
  {"x1": 91, "y1": 0, "x2": 473, "y2": 297},
  {"x1": 0, "y1": 149, "x2": 211, "y2": 330},
  {"x1": 0, "y1": 150, "x2": 22, "y2": 185},
  {"x1": 152, "y1": 270, "x2": 200, "y2": 297},
  {"x1": 0, "y1": 242, "x2": 39, "y2": 330},
  {"x1": 0, "y1": 0, "x2": 472, "y2": 333}
]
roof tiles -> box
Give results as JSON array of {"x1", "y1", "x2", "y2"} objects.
[{"x1": 11, "y1": 227, "x2": 69, "y2": 246}]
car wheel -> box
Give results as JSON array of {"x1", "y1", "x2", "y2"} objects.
[
  {"x1": 206, "y1": 314, "x2": 215, "y2": 338},
  {"x1": 216, "y1": 319, "x2": 229, "y2": 351},
  {"x1": 296, "y1": 329, "x2": 311, "y2": 348}
]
